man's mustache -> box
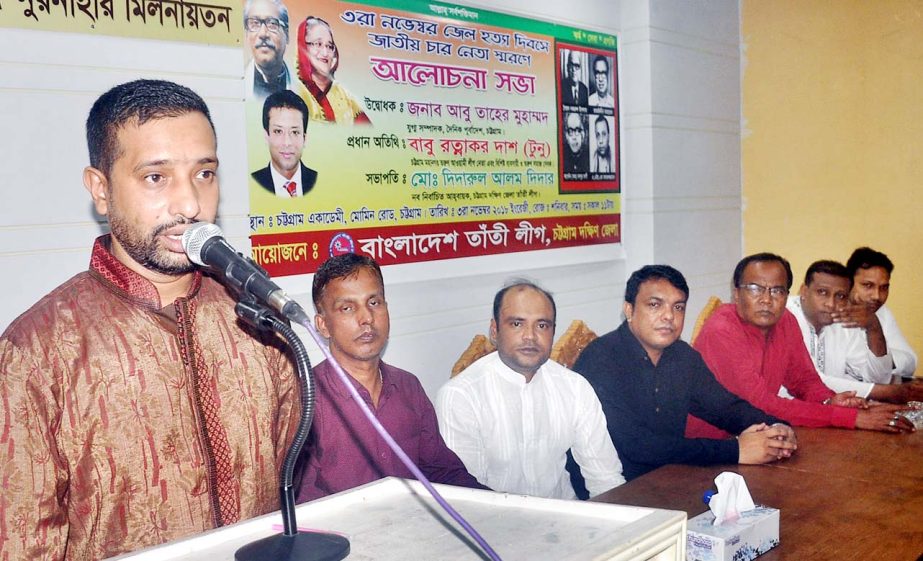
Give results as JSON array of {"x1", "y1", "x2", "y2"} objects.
[{"x1": 255, "y1": 40, "x2": 276, "y2": 51}]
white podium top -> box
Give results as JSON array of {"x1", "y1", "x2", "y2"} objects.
[{"x1": 109, "y1": 478, "x2": 686, "y2": 561}]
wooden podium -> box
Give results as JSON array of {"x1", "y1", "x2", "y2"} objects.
[{"x1": 108, "y1": 478, "x2": 686, "y2": 561}]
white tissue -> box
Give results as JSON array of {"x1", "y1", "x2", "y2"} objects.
[{"x1": 707, "y1": 472, "x2": 755, "y2": 526}]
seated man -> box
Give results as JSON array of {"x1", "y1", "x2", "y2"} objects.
[
  {"x1": 435, "y1": 281, "x2": 625, "y2": 499},
  {"x1": 573, "y1": 265, "x2": 797, "y2": 482},
  {"x1": 787, "y1": 260, "x2": 923, "y2": 403},
  {"x1": 688, "y1": 253, "x2": 913, "y2": 438},
  {"x1": 296, "y1": 254, "x2": 482, "y2": 501},
  {"x1": 838, "y1": 247, "x2": 917, "y2": 376}
]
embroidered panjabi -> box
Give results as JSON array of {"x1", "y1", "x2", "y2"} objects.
[{"x1": 0, "y1": 235, "x2": 300, "y2": 560}]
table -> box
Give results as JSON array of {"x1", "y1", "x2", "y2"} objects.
[
  {"x1": 110, "y1": 478, "x2": 688, "y2": 561},
  {"x1": 594, "y1": 427, "x2": 923, "y2": 560}
]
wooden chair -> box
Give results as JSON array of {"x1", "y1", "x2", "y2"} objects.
[
  {"x1": 690, "y1": 296, "x2": 722, "y2": 346},
  {"x1": 450, "y1": 334, "x2": 496, "y2": 378},
  {"x1": 550, "y1": 320, "x2": 598, "y2": 370}
]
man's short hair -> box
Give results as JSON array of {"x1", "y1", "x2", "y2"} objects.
[
  {"x1": 86, "y1": 79, "x2": 214, "y2": 177},
  {"x1": 732, "y1": 253, "x2": 794, "y2": 289},
  {"x1": 262, "y1": 90, "x2": 309, "y2": 132},
  {"x1": 312, "y1": 253, "x2": 384, "y2": 308},
  {"x1": 492, "y1": 280, "x2": 556, "y2": 324},
  {"x1": 595, "y1": 115, "x2": 609, "y2": 131},
  {"x1": 846, "y1": 247, "x2": 894, "y2": 276},
  {"x1": 804, "y1": 260, "x2": 851, "y2": 286},
  {"x1": 243, "y1": 0, "x2": 289, "y2": 31},
  {"x1": 594, "y1": 55, "x2": 609, "y2": 73},
  {"x1": 624, "y1": 265, "x2": 689, "y2": 305}
]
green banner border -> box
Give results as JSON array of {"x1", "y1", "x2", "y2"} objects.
[{"x1": 342, "y1": 0, "x2": 617, "y2": 49}]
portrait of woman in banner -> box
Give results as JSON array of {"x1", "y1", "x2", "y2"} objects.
[{"x1": 296, "y1": 16, "x2": 371, "y2": 125}]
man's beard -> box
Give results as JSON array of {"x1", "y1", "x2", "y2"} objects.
[{"x1": 109, "y1": 212, "x2": 195, "y2": 276}]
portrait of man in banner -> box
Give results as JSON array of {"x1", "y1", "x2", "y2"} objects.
[
  {"x1": 562, "y1": 111, "x2": 589, "y2": 178},
  {"x1": 590, "y1": 115, "x2": 615, "y2": 177},
  {"x1": 589, "y1": 55, "x2": 614, "y2": 109},
  {"x1": 252, "y1": 90, "x2": 318, "y2": 197},
  {"x1": 560, "y1": 50, "x2": 589, "y2": 107},
  {"x1": 244, "y1": 0, "x2": 295, "y2": 99}
]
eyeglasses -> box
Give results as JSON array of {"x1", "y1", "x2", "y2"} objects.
[
  {"x1": 565, "y1": 126, "x2": 584, "y2": 136},
  {"x1": 245, "y1": 17, "x2": 286, "y2": 33},
  {"x1": 737, "y1": 283, "x2": 789, "y2": 299},
  {"x1": 306, "y1": 40, "x2": 336, "y2": 53}
]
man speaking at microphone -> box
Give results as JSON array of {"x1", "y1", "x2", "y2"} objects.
[{"x1": 0, "y1": 80, "x2": 301, "y2": 560}]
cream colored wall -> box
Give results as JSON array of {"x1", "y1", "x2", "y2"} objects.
[{"x1": 742, "y1": 0, "x2": 922, "y2": 364}]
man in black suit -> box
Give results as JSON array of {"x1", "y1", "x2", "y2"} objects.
[
  {"x1": 251, "y1": 90, "x2": 317, "y2": 197},
  {"x1": 561, "y1": 51, "x2": 588, "y2": 107}
]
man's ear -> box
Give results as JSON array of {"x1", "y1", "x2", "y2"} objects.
[
  {"x1": 488, "y1": 318, "x2": 498, "y2": 345},
  {"x1": 623, "y1": 301, "x2": 633, "y2": 322},
  {"x1": 315, "y1": 311, "x2": 330, "y2": 339},
  {"x1": 799, "y1": 284, "x2": 808, "y2": 299},
  {"x1": 84, "y1": 167, "x2": 110, "y2": 216}
]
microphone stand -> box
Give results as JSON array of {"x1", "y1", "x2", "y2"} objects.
[{"x1": 233, "y1": 297, "x2": 350, "y2": 561}]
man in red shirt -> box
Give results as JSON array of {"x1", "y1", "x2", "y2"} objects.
[{"x1": 687, "y1": 253, "x2": 913, "y2": 438}]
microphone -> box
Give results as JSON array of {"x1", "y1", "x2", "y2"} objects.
[{"x1": 182, "y1": 222, "x2": 308, "y2": 323}]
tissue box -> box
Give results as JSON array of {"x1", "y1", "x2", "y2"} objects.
[{"x1": 686, "y1": 506, "x2": 779, "y2": 561}]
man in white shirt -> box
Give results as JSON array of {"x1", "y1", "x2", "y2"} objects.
[
  {"x1": 251, "y1": 90, "x2": 318, "y2": 197},
  {"x1": 435, "y1": 281, "x2": 625, "y2": 499},
  {"x1": 839, "y1": 247, "x2": 918, "y2": 377},
  {"x1": 787, "y1": 260, "x2": 922, "y2": 403},
  {"x1": 588, "y1": 55, "x2": 615, "y2": 108}
]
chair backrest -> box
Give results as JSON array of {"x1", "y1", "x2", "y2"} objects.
[
  {"x1": 550, "y1": 320, "x2": 598, "y2": 370},
  {"x1": 690, "y1": 296, "x2": 722, "y2": 346},
  {"x1": 450, "y1": 334, "x2": 496, "y2": 378}
]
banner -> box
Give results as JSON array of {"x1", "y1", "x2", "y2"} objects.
[
  {"x1": 0, "y1": 0, "x2": 239, "y2": 44},
  {"x1": 245, "y1": 0, "x2": 619, "y2": 274}
]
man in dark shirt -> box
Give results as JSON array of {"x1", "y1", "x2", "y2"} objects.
[
  {"x1": 296, "y1": 253, "x2": 482, "y2": 501},
  {"x1": 573, "y1": 264, "x2": 797, "y2": 481},
  {"x1": 561, "y1": 51, "x2": 589, "y2": 106}
]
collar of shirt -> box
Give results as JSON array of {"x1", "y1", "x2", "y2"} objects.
[
  {"x1": 613, "y1": 320, "x2": 682, "y2": 368},
  {"x1": 89, "y1": 234, "x2": 202, "y2": 311},
  {"x1": 320, "y1": 359, "x2": 396, "y2": 404},
  {"x1": 717, "y1": 303, "x2": 783, "y2": 347},
  {"x1": 270, "y1": 162, "x2": 304, "y2": 197},
  {"x1": 254, "y1": 63, "x2": 288, "y2": 86},
  {"x1": 786, "y1": 296, "x2": 825, "y2": 371},
  {"x1": 786, "y1": 295, "x2": 823, "y2": 339},
  {"x1": 484, "y1": 351, "x2": 546, "y2": 389}
]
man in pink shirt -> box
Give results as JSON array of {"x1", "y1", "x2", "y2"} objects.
[{"x1": 687, "y1": 253, "x2": 912, "y2": 438}]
